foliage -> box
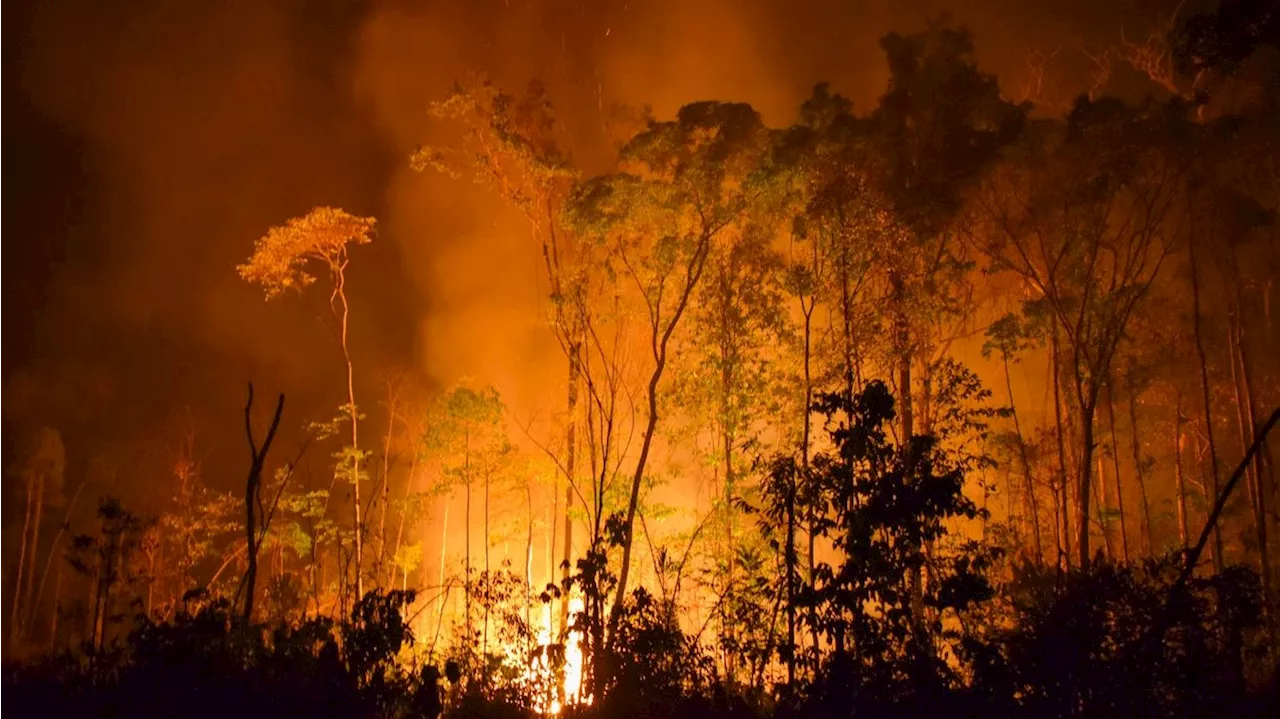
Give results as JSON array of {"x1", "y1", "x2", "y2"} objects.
[{"x1": 237, "y1": 207, "x2": 375, "y2": 299}]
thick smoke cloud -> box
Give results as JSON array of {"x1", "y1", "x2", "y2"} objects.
[{"x1": 4, "y1": 0, "x2": 1175, "y2": 503}]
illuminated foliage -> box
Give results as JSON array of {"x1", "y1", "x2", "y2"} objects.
[{"x1": 237, "y1": 207, "x2": 374, "y2": 299}]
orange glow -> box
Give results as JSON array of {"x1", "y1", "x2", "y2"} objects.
[{"x1": 532, "y1": 596, "x2": 588, "y2": 715}]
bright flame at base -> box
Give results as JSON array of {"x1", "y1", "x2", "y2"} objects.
[{"x1": 533, "y1": 596, "x2": 587, "y2": 714}]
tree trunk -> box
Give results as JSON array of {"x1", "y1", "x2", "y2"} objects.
[
  {"x1": 1077, "y1": 402, "x2": 1097, "y2": 570},
  {"x1": 32, "y1": 481, "x2": 85, "y2": 636},
  {"x1": 484, "y1": 467, "x2": 492, "y2": 660},
  {"x1": 893, "y1": 273, "x2": 924, "y2": 634},
  {"x1": 1228, "y1": 301, "x2": 1275, "y2": 617},
  {"x1": 525, "y1": 481, "x2": 534, "y2": 650},
  {"x1": 1051, "y1": 324, "x2": 1073, "y2": 569},
  {"x1": 243, "y1": 386, "x2": 284, "y2": 624},
  {"x1": 801, "y1": 299, "x2": 819, "y2": 664},
  {"x1": 720, "y1": 330, "x2": 737, "y2": 683},
  {"x1": 391, "y1": 453, "x2": 419, "y2": 588},
  {"x1": 465, "y1": 427, "x2": 472, "y2": 639},
  {"x1": 1095, "y1": 453, "x2": 1114, "y2": 561},
  {"x1": 785, "y1": 465, "x2": 797, "y2": 686},
  {"x1": 840, "y1": 248, "x2": 857, "y2": 399},
  {"x1": 49, "y1": 560, "x2": 62, "y2": 653},
  {"x1": 561, "y1": 341, "x2": 579, "y2": 637},
  {"x1": 437, "y1": 494, "x2": 449, "y2": 641},
  {"x1": 1174, "y1": 396, "x2": 1190, "y2": 549},
  {"x1": 612, "y1": 233, "x2": 712, "y2": 633},
  {"x1": 379, "y1": 386, "x2": 398, "y2": 589},
  {"x1": 1105, "y1": 384, "x2": 1129, "y2": 563},
  {"x1": 1125, "y1": 367, "x2": 1154, "y2": 555},
  {"x1": 22, "y1": 474, "x2": 44, "y2": 639},
  {"x1": 337, "y1": 282, "x2": 363, "y2": 601},
  {"x1": 1188, "y1": 231, "x2": 1224, "y2": 573},
  {"x1": 1004, "y1": 351, "x2": 1043, "y2": 562},
  {"x1": 10, "y1": 479, "x2": 34, "y2": 648}
]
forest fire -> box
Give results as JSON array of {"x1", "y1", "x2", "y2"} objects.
[
  {"x1": 5, "y1": 1, "x2": 1280, "y2": 718},
  {"x1": 532, "y1": 598, "x2": 587, "y2": 714}
]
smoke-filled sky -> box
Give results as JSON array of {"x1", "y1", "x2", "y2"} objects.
[{"x1": 3, "y1": 0, "x2": 1181, "y2": 500}]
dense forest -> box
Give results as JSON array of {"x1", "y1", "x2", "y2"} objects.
[{"x1": 4, "y1": 1, "x2": 1280, "y2": 717}]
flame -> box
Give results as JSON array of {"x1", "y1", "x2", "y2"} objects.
[{"x1": 533, "y1": 596, "x2": 587, "y2": 714}]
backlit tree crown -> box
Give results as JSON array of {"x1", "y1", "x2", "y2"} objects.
[{"x1": 237, "y1": 206, "x2": 375, "y2": 299}]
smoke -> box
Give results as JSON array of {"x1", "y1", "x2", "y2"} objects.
[
  {"x1": 349, "y1": 0, "x2": 1134, "y2": 419},
  {"x1": 4, "y1": 0, "x2": 1175, "y2": 501}
]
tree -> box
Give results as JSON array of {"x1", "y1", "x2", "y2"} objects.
[
  {"x1": 978, "y1": 100, "x2": 1181, "y2": 568},
  {"x1": 790, "y1": 380, "x2": 995, "y2": 703},
  {"x1": 567, "y1": 100, "x2": 776, "y2": 635},
  {"x1": 6, "y1": 426, "x2": 66, "y2": 648},
  {"x1": 239, "y1": 206, "x2": 375, "y2": 597},
  {"x1": 416, "y1": 79, "x2": 590, "y2": 637},
  {"x1": 669, "y1": 218, "x2": 788, "y2": 681},
  {"x1": 66, "y1": 497, "x2": 151, "y2": 653},
  {"x1": 425, "y1": 385, "x2": 510, "y2": 654},
  {"x1": 860, "y1": 17, "x2": 1025, "y2": 623},
  {"x1": 241, "y1": 385, "x2": 285, "y2": 622},
  {"x1": 984, "y1": 313, "x2": 1043, "y2": 563}
]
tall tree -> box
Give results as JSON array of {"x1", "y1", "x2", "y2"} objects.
[
  {"x1": 670, "y1": 217, "x2": 787, "y2": 681},
  {"x1": 416, "y1": 79, "x2": 590, "y2": 635},
  {"x1": 239, "y1": 207, "x2": 375, "y2": 597},
  {"x1": 862, "y1": 18, "x2": 1025, "y2": 619},
  {"x1": 979, "y1": 101, "x2": 1181, "y2": 568},
  {"x1": 426, "y1": 385, "x2": 510, "y2": 648},
  {"x1": 6, "y1": 426, "x2": 65, "y2": 648},
  {"x1": 568, "y1": 101, "x2": 776, "y2": 636}
]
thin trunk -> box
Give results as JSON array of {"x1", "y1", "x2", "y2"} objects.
[
  {"x1": 547, "y1": 475, "x2": 556, "y2": 609},
  {"x1": 88, "y1": 565, "x2": 102, "y2": 654},
  {"x1": 1174, "y1": 397, "x2": 1190, "y2": 550},
  {"x1": 525, "y1": 481, "x2": 534, "y2": 649},
  {"x1": 1227, "y1": 316, "x2": 1263, "y2": 563},
  {"x1": 1096, "y1": 453, "x2": 1114, "y2": 560},
  {"x1": 23, "y1": 475, "x2": 44, "y2": 637},
  {"x1": 561, "y1": 341, "x2": 579, "y2": 637},
  {"x1": 613, "y1": 367, "x2": 666, "y2": 630},
  {"x1": 146, "y1": 550, "x2": 156, "y2": 618},
  {"x1": 785, "y1": 469, "x2": 797, "y2": 686},
  {"x1": 243, "y1": 387, "x2": 284, "y2": 624},
  {"x1": 1051, "y1": 324, "x2": 1073, "y2": 569},
  {"x1": 391, "y1": 453, "x2": 418, "y2": 589},
  {"x1": 465, "y1": 427, "x2": 472, "y2": 639},
  {"x1": 379, "y1": 387, "x2": 398, "y2": 589},
  {"x1": 720, "y1": 329, "x2": 736, "y2": 683},
  {"x1": 32, "y1": 482, "x2": 85, "y2": 635},
  {"x1": 612, "y1": 234, "x2": 712, "y2": 632},
  {"x1": 1077, "y1": 403, "x2": 1097, "y2": 570},
  {"x1": 10, "y1": 479, "x2": 34, "y2": 648},
  {"x1": 437, "y1": 494, "x2": 449, "y2": 640},
  {"x1": 840, "y1": 250, "x2": 856, "y2": 399},
  {"x1": 1126, "y1": 368, "x2": 1154, "y2": 556},
  {"x1": 1229, "y1": 302, "x2": 1274, "y2": 615},
  {"x1": 801, "y1": 300, "x2": 818, "y2": 664},
  {"x1": 1188, "y1": 231, "x2": 1224, "y2": 573},
  {"x1": 1105, "y1": 384, "x2": 1129, "y2": 563},
  {"x1": 1004, "y1": 351, "x2": 1043, "y2": 562},
  {"x1": 337, "y1": 281, "x2": 363, "y2": 601},
  {"x1": 484, "y1": 467, "x2": 491, "y2": 659},
  {"x1": 1194, "y1": 431, "x2": 1222, "y2": 566},
  {"x1": 49, "y1": 560, "x2": 62, "y2": 653},
  {"x1": 893, "y1": 274, "x2": 924, "y2": 633}
]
